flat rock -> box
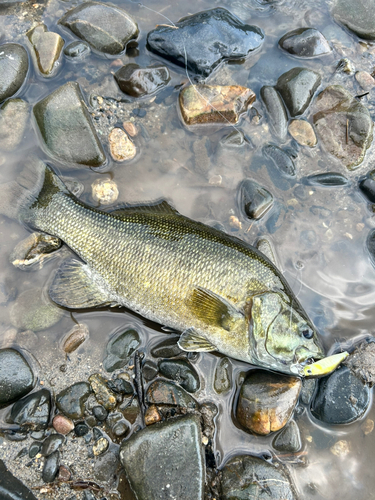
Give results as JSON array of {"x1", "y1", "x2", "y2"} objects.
[
  {"x1": 179, "y1": 84, "x2": 255, "y2": 126},
  {"x1": 279, "y1": 28, "x2": 331, "y2": 57},
  {"x1": 151, "y1": 336, "x2": 183, "y2": 358},
  {"x1": 158, "y1": 359, "x2": 200, "y2": 393},
  {"x1": 236, "y1": 369, "x2": 301, "y2": 435},
  {"x1": 120, "y1": 415, "x2": 205, "y2": 500},
  {"x1": 355, "y1": 70, "x2": 375, "y2": 91},
  {"x1": 147, "y1": 7, "x2": 264, "y2": 77},
  {"x1": 114, "y1": 64, "x2": 170, "y2": 97},
  {"x1": 238, "y1": 178, "x2": 274, "y2": 220},
  {"x1": 0, "y1": 43, "x2": 29, "y2": 103},
  {"x1": 0, "y1": 348, "x2": 34, "y2": 408},
  {"x1": 312, "y1": 85, "x2": 373, "y2": 169},
  {"x1": 221, "y1": 455, "x2": 298, "y2": 500},
  {"x1": 288, "y1": 119, "x2": 317, "y2": 146},
  {"x1": 9, "y1": 388, "x2": 51, "y2": 430},
  {"x1": 0, "y1": 98, "x2": 30, "y2": 151},
  {"x1": 59, "y1": 1, "x2": 138, "y2": 55},
  {"x1": 146, "y1": 379, "x2": 197, "y2": 409},
  {"x1": 332, "y1": 0, "x2": 375, "y2": 40},
  {"x1": 0, "y1": 459, "x2": 37, "y2": 500},
  {"x1": 103, "y1": 328, "x2": 140, "y2": 372},
  {"x1": 27, "y1": 24, "x2": 64, "y2": 76},
  {"x1": 33, "y1": 82, "x2": 106, "y2": 167},
  {"x1": 276, "y1": 67, "x2": 321, "y2": 117},
  {"x1": 260, "y1": 86, "x2": 288, "y2": 142}
]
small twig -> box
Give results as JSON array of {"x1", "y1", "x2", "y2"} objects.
[
  {"x1": 346, "y1": 118, "x2": 349, "y2": 144},
  {"x1": 134, "y1": 350, "x2": 146, "y2": 428}
]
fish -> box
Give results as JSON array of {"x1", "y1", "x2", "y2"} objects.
[{"x1": 0, "y1": 159, "x2": 324, "y2": 374}]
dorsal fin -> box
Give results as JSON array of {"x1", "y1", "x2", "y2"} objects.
[{"x1": 109, "y1": 200, "x2": 180, "y2": 219}]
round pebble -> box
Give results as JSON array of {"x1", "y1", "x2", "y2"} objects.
[
  {"x1": 53, "y1": 415, "x2": 74, "y2": 435},
  {"x1": 92, "y1": 405, "x2": 108, "y2": 421},
  {"x1": 355, "y1": 71, "x2": 375, "y2": 91},
  {"x1": 93, "y1": 437, "x2": 109, "y2": 456},
  {"x1": 108, "y1": 128, "x2": 136, "y2": 161},
  {"x1": 91, "y1": 178, "x2": 119, "y2": 205},
  {"x1": 288, "y1": 120, "x2": 317, "y2": 147},
  {"x1": 74, "y1": 421, "x2": 89, "y2": 437}
]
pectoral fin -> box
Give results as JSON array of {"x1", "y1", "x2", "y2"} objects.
[
  {"x1": 178, "y1": 328, "x2": 217, "y2": 352},
  {"x1": 49, "y1": 259, "x2": 115, "y2": 309}
]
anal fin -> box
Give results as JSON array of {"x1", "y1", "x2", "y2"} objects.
[{"x1": 178, "y1": 328, "x2": 217, "y2": 352}]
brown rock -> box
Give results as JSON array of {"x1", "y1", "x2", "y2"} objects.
[
  {"x1": 123, "y1": 121, "x2": 137, "y2": 137},
  {"x1": 288, "y1": 119, "x2": 317, "y2": 147},
  {"x1": 108, "y1": 128, "x2": 136, "y2": 161},
  {"x1": 355, "y1": 71, "x2": 375, "y2": 91},
  {"x1": 58, "y1": 464, "x2": 71, "y2": 481},
  {"x1": 179, "y1": 84, "x2": 255, "y2": 126},
  {"x1": 236, "y1": 370, "x2": 301, "y2": 435},
  {"x1": 53, "y1": 414, "x2": 74, "y2": 435},
  {"x1": 27, "y1": 24, "x2": 64, "y2": 76},
  {"x1": 62, "y1": 324, "x2": 89, "y2": 354},
  {"x1": 89, "y1": 373, "x2": 117, "y2": 411},
  {"x1": 144, "y1": 404, "x2": 162, "y2": 426}
]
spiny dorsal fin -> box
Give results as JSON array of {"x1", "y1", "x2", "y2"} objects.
[
  {"x1": 49, "y1": 259, "x2": 114, "y2": 309},
  {"x1": 178, "y1": 328, "x2": 217, "y2": 352},
  {"x1": 109, "y1": 200, "x2": 180, "y2": 219},
  {"x1": 187, "y1": 286, "x2": 243, "y2": 330}
]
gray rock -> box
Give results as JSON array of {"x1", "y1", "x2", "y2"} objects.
[
  {"x1": 142, "y1": 360, "x2": 158, "y2": 381},
  {"x1": 41, "y1": 433, "x2": 65, "y2": 456},
  {"x1": 276, "y1": 67, "x2": 321, "y2": 117},
  {"x1": 0, "y1": 459, "x2": 37, "y2": 499},
  {"x1": 300, "y1": 377, "x2": 317, "y2": 405},
  {"x1": 220, "y1": 129, "x2": 246, "y2": 147},
  {"x1": 115, "y1": 64, "x2": 170, "y2": 97},
  {"x1": 305, "y1": 172, "x2": 348, "y2": 186},
  {"x1": 332, "y1": 0, "x2": 375, "y2": 40},
  {"x1": 272, "y1": 420, "x2": 302, "y2": 453},
  {"x1": 213, "y1": 357, "x2": 231, "y2": 394},
  {"x1": 0, "y1": 349, "x2": 34, "y2": 408},
  {"x1": 0, "y1": 43, "x2": 29, "y2": 103},
  {"x1": 368, "y1": 229, "x2": 375, "y2": 267},
  {"x1": 56, "y1": 382, "x2": 91, "y2": 419},
  {"x1": 0, "y1": 98, "x2": 30, "y2": 151},
  {"x1": 151, "y1": 336, "x2": 183, "y2": 358},
  {"x1": 146, "y1": 380, "x2": 197, "y2": 409},
  {"x1": 27, "y1": 24, "x2": 64, "y2": 77},
  {"x1": 221, "y1": 455, "x2": 297, "y2": 500},
  {"x1": 343, "y1": 340, "x2": 375, "y2": 386},
  {"x1": 263, "y1": 144, "x2": 296, "y2": 177},
  {"x1": 33, "y1": 82, "x2": 106, "y2": 168},
  {"x1": 238, "y1": 179, "x2": 274, "y2": 220},
  {"x1": 120, "y1": 415, "x2": 205, "y2": 500},
  {"x1": 42, "y1": 450, "x2": 60, "y2": 483},
  {"x1": 158, "y1": 359, "x2": 200, "y2": 393},
  {"x1": 279, "y1": 28, "x2": 331, "y2": 57},
  {"x1": 103, "y1": 328, "x2": 140, "y2": 372},
  {"x1": 9, "y1": 389, "x2": 51, "y2": 430},
  {"x1": 59, "y1": 1, "x2": 139, "y2": 55},
  {"x1": 147, "y1": 8, "x2": 264, "y2": 78},
  {"x1": 312, "y1": 85, "x2": 373, "y2": 169},
  {"x1": 64, "y1": 41, "x2": 91, "y2": 59},
  {"x1": 260, "y1": 86, "x2": 288, "y2": 142}
]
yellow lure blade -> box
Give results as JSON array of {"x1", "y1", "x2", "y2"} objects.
[{"x1": 303, "y1": 351, "x2": 349, "y2": 377}]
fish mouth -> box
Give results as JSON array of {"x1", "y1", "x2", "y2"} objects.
[{"x1": 294, "y1": 344, "x2": 324, "y2": 364}]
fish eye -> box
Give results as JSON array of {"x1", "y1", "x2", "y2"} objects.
[{"x1": 302, "y1": 327, "x2": 313, "y2": 339}]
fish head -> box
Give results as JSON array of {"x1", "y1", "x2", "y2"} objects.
[{"x1": 249, "y1": 291, "x2": 324, "y2": 374}]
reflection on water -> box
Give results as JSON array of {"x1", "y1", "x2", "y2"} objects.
[{"x1": 1, "y1": 0, "x2": 375, "y2": 498}]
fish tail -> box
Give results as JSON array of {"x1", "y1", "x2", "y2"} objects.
[{"x1": 0, "y1": 158, "x2": 68, "y2": 226}]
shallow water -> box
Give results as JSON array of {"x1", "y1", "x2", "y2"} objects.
[{"x1": 1, "y1": 0, "x2": 375, "y2": 498}]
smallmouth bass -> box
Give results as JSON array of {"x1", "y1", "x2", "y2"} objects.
[{"x1": 0, "y1": 159, "x2": 324, "y2": 374}]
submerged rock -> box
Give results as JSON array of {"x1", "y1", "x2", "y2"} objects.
[
  {"x1": 114, "y1": 64, "x2": 170, "y2": 97},
  {"x1": 0, "y1": 459, "x2": 37, "y2": 500},
  {"x1": 355, "y1": 71, "x2": 375, "y2": 91},
  {"x1": 367, "y1": 229, "x2": 375, "y2": 267},
  {"x1": 0, "y1": 348, "x2": 34, "y2": 408},
  {"x1": 158, "y1": 359, "x2": 200, "y2": 393},
  {"x1": 56, "y1": 382, "x2": 91, "y2": 419},
  {"x1": 108, "y1": 128, "x2": 136, "y2": 162},
  {"x1": 359, "y1": 170, "x2": 375, "y2": 202},
  {"x1": 263, "y1": 144, "x2": 296, "y2": 177},
  {"x1": 221, "y1": 455, "x2": 298, "y2": 500},
  {"x1": 10, "y1": 232, "x2": 62, "y2": 271},
  {"x1": 0, "y1": 98, "x2": 29, "y2": 151},
  {"x1": 276, "y1": 67, "x2": 321, "y2": 117},
  {"x1": 62, "y1": 323, "x2": 89, "y2": 354},
  {"x1": 103, "y1": 328, "x2": 140, "y2": 372},
  {"x1": 344, "y1": 340, "x2": 375, "y2": 386},
  {"x1": 151, "y1": 336, "x2": 184, "y2": 358},
  {"x1": 179, "y1": 84, "x2": 255, "y2": 126},
  {"x1": 312, "y1": 85, "x2": 373, "y2": 169},
  {"x1": 9, "y1": 389, "x2": 51, "y2": 430},
  {"x1": 64, "y1": 41, "x2": 91, "y2": 59},
  {"x1": 279, "y1": 28, "x2": 331, "y2": 57},
  {"x1": 220, "y1": 129, "x2": 246, "y2": 147},
  {"x1": 27, "y1": 23, "x2": 64, "y2": 77},
  {"x1": 91, "y1": 178, "x2": 119, "y2": 205},
  {"x1": 304, "y1": 172, "x2": 348, "y2": 186},
  {"x1": 332, "y1": 0, "x2": 375, "y2": 40},
  {"x1": 260, "y1": 86, "x2": 288, "y2": 142},
  {"x1": 59, "y1": 1, "x2": 138, "y2": 55},
  {"x1": 272, "y1": 420, "x2": 301, "y2": 453},
  {"x1": 238, "y1": 179, "x2": 274, "y2": 220},
  {"x1": 288, "y1": 119, "x2": 317, "y2": 146},
  {"x1": 0, "y1": 43, "x2": 29, "y2": 103},
  {"x1": 147, "y1": 8, "x2": 264, "y2": 77},
  {"x1": 33, "y1": 82, "x2": 106, "y2": 168},
  {"x1": 213, "y1": 357, "x2": 231, "y2": 394},
  {"x1": 120, "y1": 415, "x2": 205, "y2": 499},
  {"x1": 236, "y1": 370, "x2": 301, "y2": 435}
]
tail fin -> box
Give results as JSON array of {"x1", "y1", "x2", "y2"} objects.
[{"x1": 0, "y1": 158, "x2": 68, "y2": 224}]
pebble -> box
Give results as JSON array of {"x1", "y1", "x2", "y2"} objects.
[
  {"x1": 58, "y1": 464, "x2": 71, "y2": 482},
  {"x1": 108, "y1": 128, "x2": 136, "y2": 161},
  {"x1": 0, "y1": 348, "x2": 34, "y2": 408},
  {"x1": 42, "y1": 450, "x2": 60, "y2": 483},
  {"x1": 93, "y1": 437, "x2": 109, "y2": 456},
  {"x1": 27, "y1": 23, "x2": 64, "y2": 77},
  {"x1": 336, "y1": 58, "x2": 355, "y2": 74},
  {"x1": 144, "y1": 404, "x2": 162, "y2": 426},
  {"x1": 74, "y1": 421, "x2": 89, "y2": 437},
  {"x1": 146, "y1": 380, "x2": 197, "y2": 409},
  {"x1": 263, "y1": 144, "x2": 296, "y2": 177},
  {"x1": 29, "y1": 441, "x2": 42, "y2": 458},
  {"x1": 279, "y1": 28, "x2": 331, "y2": 57},
  {"x1": 114, "y1": 64, "x2": 170, "y2": 97},
  {"x1": 355, "y1": 71, "x2": 375, "y2": 91},
  {"x1": 91, "y1": 178, "x2": 119, "y2": 205},
  {"x1": 142, "y1": 360, "x2": 158, "y2": 381},
  {"x1": 53, "y1": 415, "x2": 74, "y2": 435},
  {"x1": 305, "y1": 172, "x2": 348, "y2": 186},
  {"x1": 89, "y1": 373, "x2": 117, "y2": 411},
  {"x1": 64, "y1": 41, "x2": 91, "y2": 59},
  {"x1": 288, "y1": 120, "x2": 317, "y2": 147},
  {"x1": 9, "y1": 389, "x2": 51, "y2": 431},
  {"x1": 276, "y1": 67, "x2": 321, "y2": 117},
  {"x1": 123, "y1": 121, "x2": 137, "y2": 137},
  {"x1": 361, "y1": 418, "x2": 374, "y2": 434},
  {"x1": 238, "y1": 178, "x2": 274, "y2": 220},
  {"x1": 103, "y1": 328, "x2": 140, "y2": 372},
  {"x1": 158, "y1": 359, "x2": 200, "y2": 393},
  {"x1": 92, "y1": 405, "x2": 108, "y2": 421},
  {"x1": 151, "y1": 336, "x2": 183, "y2": 358},
  {"x1": 213, "y1": 357, "x2": 231, "y2": 394},
  {"x1": 56, "y1": 382, "x2": 91, "y2": 419},
  {"x1": 359, "y1": 169, "x2": 375, "y2": 202},
  {"x1": 112, "y1": 420, "x2": 129, "y2": 437},
  {"x1": 0, "y1": 43, "x2": 29, "y2": 103},
  {"x1": 220, "y1": 129, "x2": 246, "y2": 147},
  {"x1": 41, "y1": 434, "x2": 65, "y2": 457},
  {"x1": 330, "y1": 440, "x2": 350, "y2": 457},
  {"x1": 260, "y1": 86, "x2": 288, "y2": 142},
  {"x1": 62, "y1": 323, "x2": 89, "y2": 354},
  {"x1": 272, "y1": 420, "x2": 302, "y2": 453}
]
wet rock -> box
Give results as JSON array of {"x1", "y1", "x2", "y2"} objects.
[
  {"x1": 279, "y1": 28, "x2": 331, "y2": 57},
  {"x1": 93, "y1": 437, "x2": 109, "y2": 456},
  {"x1": 144, "y1": 404, "x2": 162, "y2": 426},
  {"x1": 91, "y1": 178, "x2": 119, "y2": 205},
  {"x1": 355, "y1": 71, "x2": 375, "y2": 91},
  {"x1": 0, "y1": 459, "x2": 37, "y2": 499},
  {"x1": 53, "y1": 415, "x2": 74, "y2": 435},
  {"x1": 62, "y1": 323, "x2": 89, "y2": 354},
  {"x1": 58, "y1": 465, "x2": 71, "y2": 482},
  {"x1": 92, "y1": 405, "x2": 108, "y2": 421},
  {"x1": 221, "y1": 455, "x2": 297, "y2": 500},
  {"x1": 27, "y1": 24, "x2": 64, "y2": 77},
  {"x1": 146, "y1": 380, "x2": 197, "y2": 409},
  {"x1": 305, "y1": 172, "x2": 348, "y2": 186},
  {"x1": 158, "y1": 359, "x2": 200, "y2": 393},
  {"x1": 343, "y1": 340, "x2": 375, "y2": 386},
  {"x1": 147, "y1": 8, "x2": 264, "y2": 77},
  {"x1": 332, "y1": 0, "x2": 375, "y2": 40},
  {"x1": 142, "y1": 359, "x2": 158, "y2": 381},
  {"x1": 120, "y1": 415, "x2": 204, "y2": 499},
  {"x1": 312, "y1": 85, "x2": 373, "y2": 169},
  {"x1": 151, "y1": 336, "x2": 183, "y2": 358},
  {"x1": 179, "y1": 84, "x2": 255, "y2": 126},
  {"x1": 330, "y1": 439, "x2": 349, "y2": 457},
  {"x1": 238, "y1": 179, "x2": 274, "y2": 220},
  {"x1": 109, "y1": 377, "x2": 133, "y2": 395},
  {"x1": 120, "y1": 396, "x2": 140, "y2": 424},
  {"x1": 29, "y1": 441, "x2": 42, "y2": 458},
  {"x1": 276, "y1": 67, "x2": 321, "y2": 117},
  {"x1": 288, "y1": 119, "x2": 317, "y2": 146},
  {"x1": 56, "y1": 382, "x2": 91, "y2": 419},
  {"x1": 89, "y1": 373, "x2": 117, "y2": 411},
  {"x1": 272, "y1": 420, "x2": 301, "y2": 453},
  {"x1": 33, "y1": 82, "x2": 106, "y2": 168},
  {"x1": 263, "y1": 144, "x2": 296, "y2": 177},
  {"x1": 59, "y1": 1, "x2": 138, "y2": 55},
  {"x1": 10, "y1": 288, "x2": 64, "y2": 331},
  {"x1": 236, "y1": 370, "x2": 301, "y2": 435},
  {"x1": 220, "y1": 129, "x2": 246, "y2": 147},
  {"x1": 42, "y1": 450, "x2": 60, "y2": 483},
  {"x1": 9, "y1": 389, "x2": 51, "y2": 430},
  {"x1": 0, "y1": 98, "x2": 30, "y2": 151},
  {"x1": 114, "y1": 64, "x2": 170, "y2": 97},
  {"x1": 260, "y1": 86, "x2": 288, "y2": 142},
  {"x1": 213, "y1": 357, "x2": 231, "y2": 394},
  {"x1": 360, "y1": 170, "x2": 375, "y2": 202},
  {"x1": 11, "y1": 233, "x2": 62, "y2": 271},
  {"x1": 103, "y1": 328, "x2": 140, "y2": 372},
  {"x1": 74, "y1": 421, "x2": 89, "y2": 437},
  {"x1": 300, "y1": 377, "x2": 317, "y2": 405},
  {"x1": 41, "y1": 434, "x2": 64, "y2": 456},
  {"x1": 0, "y1": 43, "x2": 29, "y2": 103},
  {"x1": 312, "y1": 366, "x2": 370, "y2": 424},
  {"x1": 367, "y1": 229, "x2": 375, "y2": 267},
  {"x1": 64, "y1": 41, "x2": 91, "y2": 59},
  {"x1": 108, "y1": 128, "x2": 136, "y2": 161},
  {"x1": 0, "y1": 348, "x2": 34, "y2": 408}
]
